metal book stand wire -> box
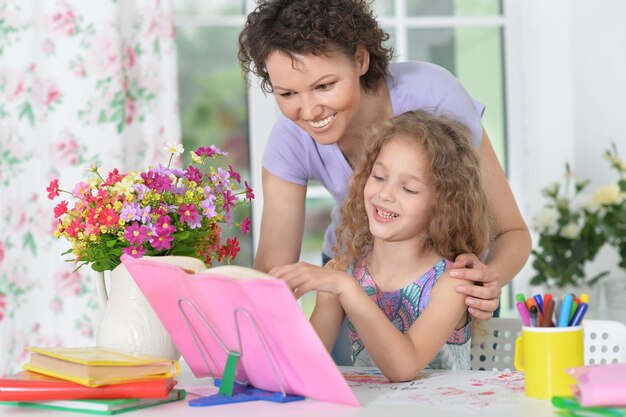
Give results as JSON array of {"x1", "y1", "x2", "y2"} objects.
[{"x1": 176, "y1": 297, "x2": 305, "y2": 407}]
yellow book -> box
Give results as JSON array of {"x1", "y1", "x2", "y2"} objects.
[{"x1": 22, "y1": 347, "x2": 179, "y2": 388}]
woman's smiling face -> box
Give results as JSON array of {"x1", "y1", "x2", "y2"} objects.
[{"x1": 265, "y1": 49, "x2": 368, "y2": 146}]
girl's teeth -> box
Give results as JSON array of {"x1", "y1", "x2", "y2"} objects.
[{"x1": 377, "y1": 208, "x2": 397, "y2": 218}]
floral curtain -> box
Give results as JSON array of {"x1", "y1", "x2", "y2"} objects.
[{"x1": 0, "y1": 0, "x2": 180, "y2": 376}]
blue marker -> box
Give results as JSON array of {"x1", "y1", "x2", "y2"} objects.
[
  {"x1": 558, "y1": 294, "x2": 573, "y2": 327},
  {"x1": 533, "y1": 294, "x2": 544, "y2": 315},
  {"x1": 569, "y1": 303, "x2": 588, "y2": 326},
  {"x1": 570, "y1": 293, "x2": 590, "y2": 326}
]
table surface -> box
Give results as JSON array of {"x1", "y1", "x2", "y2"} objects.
[{"x1": 0, "y1": 366, "x2": 556, "y2": 417}]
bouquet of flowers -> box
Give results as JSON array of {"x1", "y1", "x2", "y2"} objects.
[
  {"x1": 46, "y1": 142, "x2": 254, "y2": 272},
  {"x1": 594, "y1": 143, "x2": 626, "y2": 271},
  {"x1": 530, "y1": 164, "x2": 608, "y2": 288}
]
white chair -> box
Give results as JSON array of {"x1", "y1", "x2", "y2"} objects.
[
  {"x1": 583, "y1": 319, "x2": 626, "y2": 365},
  {"x1": 470, "y1": 318, "x2": 521, "y2": 371},
  {"x1": 470, "y1": 318, "x2": 626, "y2": 370}
]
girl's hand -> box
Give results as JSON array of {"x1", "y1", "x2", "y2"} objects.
[
  {"x1": 450, "y1": 253, "x2": 502, "y2": 320},
  {"x1": 269, "y1": 262, "x2": 354, "y2": 299}
]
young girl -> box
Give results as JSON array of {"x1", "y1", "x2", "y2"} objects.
[{"x1": 270, "y1": 110, "x2": 491, "y2": 381}]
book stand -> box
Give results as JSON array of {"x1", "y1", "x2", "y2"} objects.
[{"x1": 176, "y1": 298, "x2": 305, "y2": 407}]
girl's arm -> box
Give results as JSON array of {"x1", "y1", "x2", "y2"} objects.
[
  {"x1": 309, "y1": 292, "x2": 345, "y2": 352},
  {"x1": 272, "y1": 262, "x2": 468, "y2": 382},
  {"x1": 452, "y1": 129, "x2": 532, "y2": 318},
  {"x1": 253, "y1": 168, "x2": 307, "y2": 273}
]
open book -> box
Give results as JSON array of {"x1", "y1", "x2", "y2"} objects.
[{"x1": 121, "y1": 255, "x2": 358, "y2": 406}]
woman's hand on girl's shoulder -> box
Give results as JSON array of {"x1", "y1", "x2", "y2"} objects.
[
  {"x1": 269, "y1": 262, "x2": 354, "y2": 299},
  {"x1": 449, "y1": 253, "x2": 502, "y2": 320}
]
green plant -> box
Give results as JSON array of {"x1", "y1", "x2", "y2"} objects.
[
  {"x1": 595, "y1": 143, "x2": 626, "y2": 271},
  {"x1": 530, "y1": 164, "x2": 609, "y2": 288}
]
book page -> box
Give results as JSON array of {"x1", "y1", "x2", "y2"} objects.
[{"x1": 203, "y1": 265, "x2": 274, "y2": 280}]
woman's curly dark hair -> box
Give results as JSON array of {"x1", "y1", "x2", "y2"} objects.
[{"x1": 238, "y1": 0, "x2": 393, "y2": 94}]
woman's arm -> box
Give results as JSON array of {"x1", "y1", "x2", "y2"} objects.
[
  {"x1": 272, "y1": 262, "x2": 468, "y2": 382},
  {"x1": 253, "y1": 168, "x2": 307, "y2": 273},
  {"x1": 452, "y1": 128, "x2": 532, "y2": 318}
]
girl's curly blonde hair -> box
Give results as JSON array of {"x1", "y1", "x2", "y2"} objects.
[{"x1": 331, "y1": 110, "x2": 493, "y2": 269}]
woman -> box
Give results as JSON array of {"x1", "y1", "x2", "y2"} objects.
[{"x1": 238, "y1": 0, "x2": 530, "y2": 344}]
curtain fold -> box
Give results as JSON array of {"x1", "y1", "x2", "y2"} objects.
[{"x1": 0, "y1": 0, "x2": 180, "y2": 376}]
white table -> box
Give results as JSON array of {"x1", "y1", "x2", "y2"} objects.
[{"x1": 0, "y1": 366, "x2": 556, "y2": 417}]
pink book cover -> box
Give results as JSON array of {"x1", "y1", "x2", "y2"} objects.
[{"x1": 121, "y1": 255, "x2": 359, "y2": 407}]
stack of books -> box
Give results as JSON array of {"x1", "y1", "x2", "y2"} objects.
[{"x1": 0, "y1": 346, "x2": 185, "y2": 414}]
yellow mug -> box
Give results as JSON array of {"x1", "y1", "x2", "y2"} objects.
[{"x1": 514, "y1": 326, "x2": 583, "y2": 399}]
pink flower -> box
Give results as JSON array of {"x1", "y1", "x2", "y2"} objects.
[
  {"x1": 125, "y1": 97, "x2": 136, "y2": 125},
  {"x1": 0, "y1": 241, "x2": 4, "y2": 263},
  {"x1": 54, "y1": 201, "x2": 68, "y2": 218},
  {"x1": 154, "y1": 215, "x2": 176, "y2": 235},
  {"x1": 126, "y1": 45, "x2": 136, "y2": 68},
  {"x1": 55, "y1": 135, "x2": 80, "y2": 166},
  {"x1": 0, "y1": 293, "x2": 6, "y2": 322},
  {"x1": 178, "y1": 203, "x2": 198, "y2": 223},
  {"x1": 150, "y1": 231, "x2": 174, "y2": 251},
  {"x1": 124, "y1": 222, "x2": 149, "y2": 245},
  {"x1": 123, "y1": 244, "x2": 147, "y2": 258},
  {"x1": 222, "y1": 190, "x2": 236, "y2": 212},
  {"x1": 240, "y1": 216, "x2": 251, "y2": 236},
  {"x1": 244, "y1": 181, "x2": 255, "y2": 201},
  {"x1": 228, "y1": 165, "x2": 241, "y2": 183},
  {"x1": 47, "y1": 179, "x2": 60, "y2": 199}
]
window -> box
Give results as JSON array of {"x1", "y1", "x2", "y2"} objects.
[{"x1": 174, "y1": 2, "x2": 252, "y2": 266}]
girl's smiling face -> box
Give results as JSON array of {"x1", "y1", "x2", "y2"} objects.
[
  {"x1": 265, "y1": 49, "x2": 368, "y2": 146},
  {"x1": 363, "y1": 136, "x2": 434, "y2": 244}
]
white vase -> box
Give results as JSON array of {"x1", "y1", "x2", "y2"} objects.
[{"x1": 95, "y1": 256, "x2": 205, "y2": 360}]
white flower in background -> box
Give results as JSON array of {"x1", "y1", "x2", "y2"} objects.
[
  {"x1": 87, "y1": 176, "x2": 101, "y2": 189},
  {"x1": 532, "y1": 207, "x2": 560, "y2": 234},
  {"x1": 88, "y1": 161, "x2": 100, "y2": 173},
  {"x1": 581, "y1": 197, "x2": 601, "y2": 213},
  {"x1": 560, "y1": 222, "x2": 581, "y2": 239},
  {"x1": 592, "y1": 184, "x2": 625, "y2": 206},
  {"x1": 164, "y1": 141, "x2": 184, "y2": 157},
  {"x1": 543, "y1": 182, "x2": 559, "y2": 196}
]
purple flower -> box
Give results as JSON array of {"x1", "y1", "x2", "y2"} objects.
[
  {"x1": 201, "y1": 197, "x2": 217, "y2": 218},
  {"x1": 133, "y1": 183, "x2": 149, "y2": 200},
  {"x1": 120, "y1": 202, "x2": 142, "y2": 222},
  {"x1": 140, "y1": 205, "x2": 152, "y2": 224}
]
